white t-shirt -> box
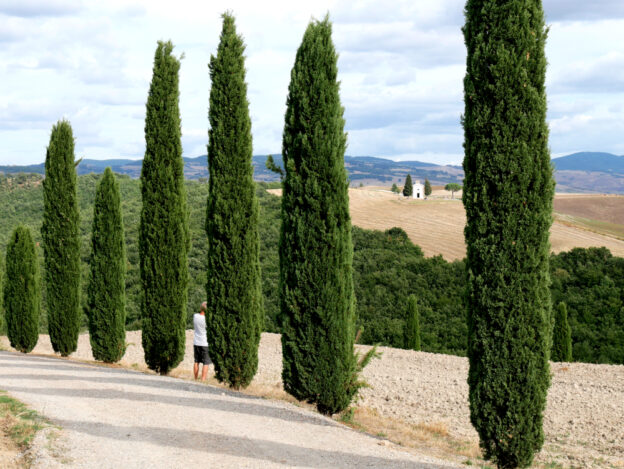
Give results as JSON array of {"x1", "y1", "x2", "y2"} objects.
[{"x1": 193, "y1": 313, "x2": 208, "y2": 346}]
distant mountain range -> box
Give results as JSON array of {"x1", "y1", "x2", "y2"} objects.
[{"x1": 1, "y1": 151, "x2": 623, "y2": 193}]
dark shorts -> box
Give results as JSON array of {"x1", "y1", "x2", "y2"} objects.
[{"x1": 193, "y1": 345, "x2": 211, "y2": 365}]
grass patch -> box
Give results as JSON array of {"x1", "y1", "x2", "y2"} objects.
[
  {"x1": 554, "y1": 213, "x2": 624, "y2": 240},
  {"x1": 335, "y1": 406, "x2": 483, "y2": 464},
  {"x1": 0, "y1": 390, "x2": 48, "y2": 449}
]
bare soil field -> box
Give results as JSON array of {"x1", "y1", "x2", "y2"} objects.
[
  {"x1": 269, "y1": 188, "x2": 624, "y2": 260},
  {"x1": 553, "y1": 194, "x2": 624, "y2": 225},
  {"x1": 2, "y1": 332, "x2": 623, "y2": 468}
]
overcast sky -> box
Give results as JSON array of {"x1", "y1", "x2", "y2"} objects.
[{"x1": 1, "y1": 0, "x2": 623, "y2": 166}]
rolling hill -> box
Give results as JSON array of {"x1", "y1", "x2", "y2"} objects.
[{"x1": 3, "y1": 151, "x2": 622, "y2": 193}]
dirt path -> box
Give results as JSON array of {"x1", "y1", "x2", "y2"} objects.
[{"x1": 0, "y1": 351, "x2": 457, "y2": 469}]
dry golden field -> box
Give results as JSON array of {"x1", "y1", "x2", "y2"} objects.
[{"x1": 268, "y1": 188, "x2": 624, "y2": 260}]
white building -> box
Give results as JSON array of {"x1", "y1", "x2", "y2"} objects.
[{"x1": 412, "y1": 180, "x2": 425, "y2": 199}]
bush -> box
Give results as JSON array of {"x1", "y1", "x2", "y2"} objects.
[
  {"x1": 87, "y1": 168, "x2": 126, "y2": 363},
  {"x1": 4, "y1": 226, "x2": 40, "y2": 353},
  {"x1": 42, "y1": 120, "x2": 81, "y2": 357}
]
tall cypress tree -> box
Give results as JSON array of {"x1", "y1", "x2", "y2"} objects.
[
  {"x1": 0, "y1": 255, "x2": 4, "y2": 335},
  {"x1": 42, "y1": 120, "x2": 81, "y2": 357},
  {"x1": 206, "y1": 13, "x2": 263, "y2": 389},
  {"x1": 552, "y1": 302, "x2": 572, "y2": 362},
  {"x1": 424, "y1": 178, "x2": 432, "y2": 197},
  {"x1": 404, "y1": 295, "x2": 420, "y2": 351},
  {"x1": 139, "y1": 41, "x2": 189, "y2": 375},
  {"x1": 280, "y1": 16, "x2": 358, "y2": 415},
  {"x1": 463, "y1": 1, "x2": 554, "y2": 467},
  {"x1": 403, "y1": 174, "x2": 413, "y2": 197},
  {"x1": 87, "y1": 168, "x2": 126, "y2": 363},
  {"x1": 4, "y1": 226, "x2": 40, "y2": 353}
]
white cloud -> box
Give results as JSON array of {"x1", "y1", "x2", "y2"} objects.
[
  {"x1": 0, "y1": 0, "x2": 83, "y2": 18},
  {"x1": 0, "y1": 0, "x2": 623, "y2": 165}
]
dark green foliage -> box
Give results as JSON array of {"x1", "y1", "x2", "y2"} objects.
[
  {"x1": 206, "y1": 13, "x2": 263, "y2": 389},
  {"x1": 404, "y1": 295, "x2": 420, "y2": 350},
  {"x1": 462, "y1": 0, "x2": 554, "y2": 466},
  {"x1": 4, "y1": 226, "x2": 39, "y2": 353},
  {"x1": 87, "y1": 168, "x2": 126, "y2": 363},
  {"x1": 352, "y1": 227, "x2": 467, "y2": 353},
  {"x1": 550, "y1": 247, "x2": 624, "y2": 364},
  {"x1": 139, "y1": 41, "x2": 190, "y2": 375},
  {"x1": 42, "y1": 120, "x2": 81, "y2": 357},
  {"x1": 265, "y1": 155, "x2": 285, "y2": 179},
  {"x1": 390, "y1": 183, "x2": 399, "y2": 193},
  {"x1": 0, "y1": 255, "x2": 4, "y2": 335},
  {"x1": 552, "y1": 302, "x2": 572, "y2": 362},
  {"x1": 280, "y1": 16, "x2": 358, "y2": 415},
  {"x1": 2, "y1": 176, "x2": 623, "y2": 366},
  {"x1": 424, "y1": 179, "x2": 432, "y2": 197},
  {"x1": 402, "y1": 174, "x2": 413, "y2": 197}
]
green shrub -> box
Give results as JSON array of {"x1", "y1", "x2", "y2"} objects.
[
  {"x1": 4, "y1": 226, "x2": 40, "y2": 353},
  {"x1": 462, "y1": 0, "x2": 554, "y2": 466},
  {"x1": 139, "y1": 41, "x2": 189, "y2": 375},
  {"x1": 87, "y1": 168, "x2": 126, "y2": 363},
  {"x1": 205, "y1": 13, "x2": 263, "y2": 389},
  {"x1": 280, "y1": 16, "x2": 358, "y2": 415},
  {"x1": 404, "y1": 295, "x2": 420, "y2": 350},
  {"x1": 42, "y1": 120, "x2": 81, "y2": 356}
]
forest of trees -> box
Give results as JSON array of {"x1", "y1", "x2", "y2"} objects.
[{"x1": 1, "y1": 174, "x2": 622, "y2": 366}]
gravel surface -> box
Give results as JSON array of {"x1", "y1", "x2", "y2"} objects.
[
  {"x1": 2, "y1": 331, "x2": 624, "y2": 468},
  {"x1": 0, "y1": 335, "x2": 458, "y2": 469}
]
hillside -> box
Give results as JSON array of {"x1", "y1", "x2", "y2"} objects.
[
  {"x1": 2, "y1": 151, "x2": 624, "y2": 193},
  {"x1": 269, "y1": 188, "x2": 624, "y2": 260},
  {"x1": 0, "y1": 173, "x2": 623, "y2": 365}
]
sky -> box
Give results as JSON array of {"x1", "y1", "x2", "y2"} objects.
[{"x1": 1, "y1": 0, "x2": 623, "y2": 166}]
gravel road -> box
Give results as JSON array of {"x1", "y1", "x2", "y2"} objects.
[
  {"x1": 2, "y1": 331, "x2": 623, "y2": 468},
  {"x1": 0, "y1": 349, "x2": 458, "y2": 469}
]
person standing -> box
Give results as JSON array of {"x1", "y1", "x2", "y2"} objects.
[{"x1": 193, "y1": 302, "x2": 210, "y2": 380}]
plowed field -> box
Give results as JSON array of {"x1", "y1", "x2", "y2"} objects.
[{"x1": 268, "y1": 189, "x2": 624, "y2": 260}]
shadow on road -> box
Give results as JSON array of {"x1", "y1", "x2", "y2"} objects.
[
  {"x1": 51, "y1": 417, "x2": 447, "y2": 469},
  {"x1": 0, "y1": 352, "x2": 331, "y2": 427}
]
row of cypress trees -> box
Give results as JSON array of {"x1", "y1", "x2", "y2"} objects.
[
  {"x1": 42, "y1": 122, "x2": 127, "y2": 363},
  {"x1": 138, "y1": 14, "x2": 368, "y2": 414},
  {"x1": 0, "y1": 120, "x2": 126, "y2": 361},
  {"x1": 1, "y1": 161, "x2": 125, "y2": 362}
]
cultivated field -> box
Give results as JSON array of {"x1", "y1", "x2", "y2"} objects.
[{"x1": 269, "y1": 188, "x2": 624, "y2": 260}]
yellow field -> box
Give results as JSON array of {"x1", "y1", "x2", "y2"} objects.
[{"x1": 268, "y1": 188, "x2": 624, "y2": 260}]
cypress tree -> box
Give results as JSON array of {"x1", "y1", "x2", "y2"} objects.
[
  {"x1": 404, "y1": 295, "x2": 420, "y2": 351},
  {"x1": 424, "y1": 178, "x2": 432, "y2": 197},
  {"x1": 552, "y1": 302, "x2": 572, "y2": 362},
  {"x1": 87, "y1": 168, "x2": 126, "y2": 363},
  {"x1": 139, "y1": 41, "x2": 190, "y2": 375},
  {"x1": 280, "y1": 16, "x2": 358, "y2": 415},
  {"x1": 206, "y1": 13, "x2": 263, "y2": 389},
  {"x1": 0, "y1": 255, "x2": 4, "y2": 334},
  {"x1": 4, "y1": 226, "x2": 40, "y2": 353},
  {"x1": 42, "y1": 120, "x2": 81, "y2": 357},
  {"x1": 402, "y1": 174, "x2": 413, "y2": 197},
  {"x1": 463, "y1": 0, "x2": 554, "y2": 467}
]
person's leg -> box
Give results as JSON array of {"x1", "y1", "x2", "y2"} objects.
[
  {"x1": 194, "y1": 362, "x2": 199, "y2": 379},
  {"x1": 201, "y1": 364, "x2": 208, "y2": 381}
]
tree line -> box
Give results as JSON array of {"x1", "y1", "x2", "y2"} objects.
[
  {"x1": 0, "y1": 13, "x2": 368, "y2": 416},
  {"x1": 0, "y1": 2, "x2": 612, "y2": 466}
]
